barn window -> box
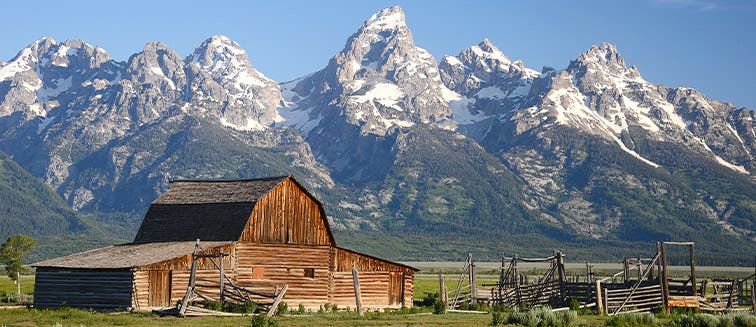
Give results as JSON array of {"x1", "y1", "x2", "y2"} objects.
[
  {"x1": 304, "y1": 268, "x2": 315, "y2": 278},
  {"x1": 252, "y1": 267, "x2": 265, "y2": 279}
]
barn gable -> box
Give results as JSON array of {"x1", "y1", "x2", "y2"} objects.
[{"x1": 239, "y1": 177, "x2": 335, "y2": 245}]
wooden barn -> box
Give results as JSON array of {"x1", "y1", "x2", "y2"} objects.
[{"x1": 32, "y1": 176, "x2": 416, "y2": 311}]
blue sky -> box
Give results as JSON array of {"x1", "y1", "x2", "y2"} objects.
[{"x1": 2, "y1": 0, "x2": 754, "y2": 108}]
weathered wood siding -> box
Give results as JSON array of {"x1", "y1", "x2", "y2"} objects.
[
  {"x1": 133, "y1": 244, "x2": 236, "y2": 309},
  {"x1": 239, "y1": 179, "x2": 330, "y2": 245},
  {"x1": 329, "y1": 248, "x2": 415, "y2": 308},
  {"x1": 235, "y1": 243, "x2": 331, "y2": 309},
  {"x1": 34, "y1": 268, "x2": 134, "y2": 310},
  {"x1": 333, "y1": 248, "x2": 414, "y2": 274}
]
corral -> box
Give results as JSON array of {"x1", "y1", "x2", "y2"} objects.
[
  {"x1": 31, "y1": 176, "x2": 416, "y2": 313},
  {"x1": 443, "y1": 242, "x2": 755, "y2": 315}
]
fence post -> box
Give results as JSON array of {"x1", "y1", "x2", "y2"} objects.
[
  {"x1": 352, "y1": 268, "x2": 364, "y2": 316},
  {"x1": 557, "y1": 251, "x2": 566, "y2": 300},
  {"x1": 595, "y1": 280, "x2": 604, "y2": 315},
  {"x1": 439, "y1": 273, "x2": 447, "y2": 304},
  {"x1": 661, "y1": 242, "x2": 670, "y2": 314},
  {"x1": 470, "y1": 255, "x2": 477, "y2": 305},
  {"x1": 219, "y1": 248, "x2": 225, "y2": 305},
  {"x1": 690, "y1": 244, "x2": 697, "y2": 297}
]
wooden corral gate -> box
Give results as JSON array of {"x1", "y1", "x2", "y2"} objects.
[
  {"x1": 487, "y1": 252, "x2": 567, "y2": 308},
  {"x1": 446, "y1": 253, "x2": 475, "y2": 309},
  {"x1": 177, "y1": 241, "x2": 288, "y2": 317}
]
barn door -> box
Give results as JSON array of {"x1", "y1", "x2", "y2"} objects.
[
  {"x1": 148, "y1": 270, "x2": 171, "y2": 307},
  {"x1": 388, "y1": 272, "x2": 404, "y2": 306}
]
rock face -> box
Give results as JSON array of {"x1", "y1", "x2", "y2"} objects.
[
  {"x1": 278, "y1": 6, "x2": 457, "y2": 183},
  {"x1": 0, "y1": 6, "x2": 753, "y2": 262}
]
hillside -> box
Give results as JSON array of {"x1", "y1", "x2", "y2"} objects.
[{"x1": 0, "y1": 151, "x2": 116, "y2": 262}]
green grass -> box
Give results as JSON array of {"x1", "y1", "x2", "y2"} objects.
[
  {"x1": 0, "y1": 308, "x2": 496, "y2": 326},
  {"x1": 413, "y1": 274, "x2": 499, "y2": 302},
  {"x1": 0, "y1": 276, "x2": 34, "y2": 295}
]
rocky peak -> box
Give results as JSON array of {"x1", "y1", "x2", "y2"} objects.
[
  {"x1": 568, "y1": 42, "x2": 642, "y2": 84},
  {"x1": 461, "y1": 39, "x2": 512, "y2": 71},
  {"x1": 185, "y1": 35, "x2": 282, "y2": 132},
  {"x1": 439, "y1": 39, "x2": 540, "y2": 122},
  {"x1": 362, "y1": 5, "x2": 407, "y2": 33},
  {"x1": 125, "y1": 41, "x2": 186, "y2": 90},
  {"x1": 188, "y1": 35, "x2": 249, "y2": 74},
  {"x1": 0, "y1": 37, "x2": 120, "y2": 119},
  {"x1": 282, "y1": 6, "x2": 452, "y2": 136}
]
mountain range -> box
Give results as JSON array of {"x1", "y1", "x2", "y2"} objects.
[{"x1": 0, "y1": 6, "x2": 753, "y2": 264}]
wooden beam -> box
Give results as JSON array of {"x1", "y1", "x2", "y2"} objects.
[
  {"x1": 690, "y1": 244, "x2": 696, "y2": 297},
  {"x1": 352, "y1": 268, "x2": 363, "y2": 316},
  {"x1": 266, "y1": 284, "x2": 288, "y2": 317},
  {"x1": 661, "y1": 242, "x2": 670, "y2": 314},
  {"x1": 470, "y1": 254, "x2": 477, "y2": 305},
  {"x1": 439, "y1": 274, "x2": 447, "y2": 304},
  {"x1": 219, "y1": 248, "x2": 225, "y2": 305},
  {"x1": 595, "y1": 280, "x2": 604, "y2": 315},
  {"x1": 662, "y1": 242, "x2": 694, "y2": 246}
]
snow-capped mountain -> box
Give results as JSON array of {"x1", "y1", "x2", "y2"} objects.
[
  {"x1": 0, "y1": 36, "x2": 330, "y2": 213},
  {"x1": 186, "y1": 35, "x2": 284, "y2": 131},
  {"x1": 0, "y1": 37, "x2": 119, "y2": 119},
  {"x1": 439, "y1": 39, "x2": 540, "y2": 123},
  {"x1": 281, "y1": 6, "x2": 454, "y2": 136},
  {"x1": 0, "y1": 6, "x2": 752, "y2": 262}
]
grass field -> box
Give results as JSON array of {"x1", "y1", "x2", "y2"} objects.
[
  {"x1": 0, "y1": 270, "x2": 754, "y2": 326},
  {"x1": 0, "y1": 275, "x2": 34, "y2": 302}
]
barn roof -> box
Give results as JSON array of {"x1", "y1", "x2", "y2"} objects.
[
  {"x1": 133, "y1": 176, "x2": 295, "y2": 244},
  {"x1": 32, "y1": 241, "x2": 231, "y2": 269}
]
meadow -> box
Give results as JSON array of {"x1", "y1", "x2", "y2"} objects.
[{"x1": 0, "y1": 265, "x2": 753, "y2": 326}]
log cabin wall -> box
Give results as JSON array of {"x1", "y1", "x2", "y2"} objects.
[
  {"x1": 239, "y1": 178, "x2": 331, "y2": 245},
  {"x1": 330, "y1": 247, "x2": 415, "y2": 308},
  {"x1": 34, "y1": 268, "x2": 134, "y2": 310},
  {"x1": 132, "y1": 244, "x2": 236, "y2": 309},
  {"x1": 235, "y1": 243, "x2": 331, "y2": 309}
]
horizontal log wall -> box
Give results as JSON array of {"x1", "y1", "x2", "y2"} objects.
[
  {"x1": 133, "y1": 244, "x2": 236, "y2": 309},
  {"x1": 332, "y1": 271, "x2": 395, "y2": 308},
  {"x1": 240, "y1": 179, "x2": 331, "y2": 245},
  {"x1": 34, "y1": 268, "x2": 134, "y2": 310},
  {"x1": 235, "y1": 243, "x2": 331, "y2": 309}
]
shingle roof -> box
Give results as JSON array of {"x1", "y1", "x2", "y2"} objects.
[
  {"x1": 132, "y1": 176, "x2": 289, "y2": 244},
  {"x1": 32, "y1": 241, "x2": 231, "y2": 269},
  {"x1": 154, "y1": 176, "x2": 288, "y2": 204}
]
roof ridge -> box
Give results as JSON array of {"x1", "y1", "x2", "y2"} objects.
[{"x1": 169, "y1": 175, "x2": 291, "y2": 183}]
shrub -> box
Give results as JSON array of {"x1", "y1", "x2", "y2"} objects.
[
  {"x1": 670, "y1": 312, "x2": 756, "y2": 327},
  {"x1": 433, "y1": 299, "x2": 446, "y2": 315},
  {"x1": 250, "y1": 314, "x2": 278, "y2": 327},
  {"x1": 605, "y1": 313, "x2": 660, "y2": 327},
  {"x1": 275, "y1": 302, "x2": 287, "y2": 316},
  {"x1": 506, "y1": 306, "x2": 583, "y2": 327},
  {"x1": 202, "y1": 300, "x2": 222, "y2": 311},
  {"x1": 492, "y1": 311, "x2": 505, "y2": 326}
]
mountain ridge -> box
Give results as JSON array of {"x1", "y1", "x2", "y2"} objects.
[{"x1": 0, "y1": 6, "x2": 752, "y2": 263}]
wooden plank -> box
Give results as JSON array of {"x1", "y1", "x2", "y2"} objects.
[
  {"x1": 595, "y1": 280, "x2": 604, "y2": 315},
  {"x1": 668, "y1": 296, "x2": 699, "y2": 308},
  {"x1": 353, "y1": 269, "x2": 363, "y2": 316},
  {"x1": 267, "y1": 284, "x2": 289, "y2": 317}
]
